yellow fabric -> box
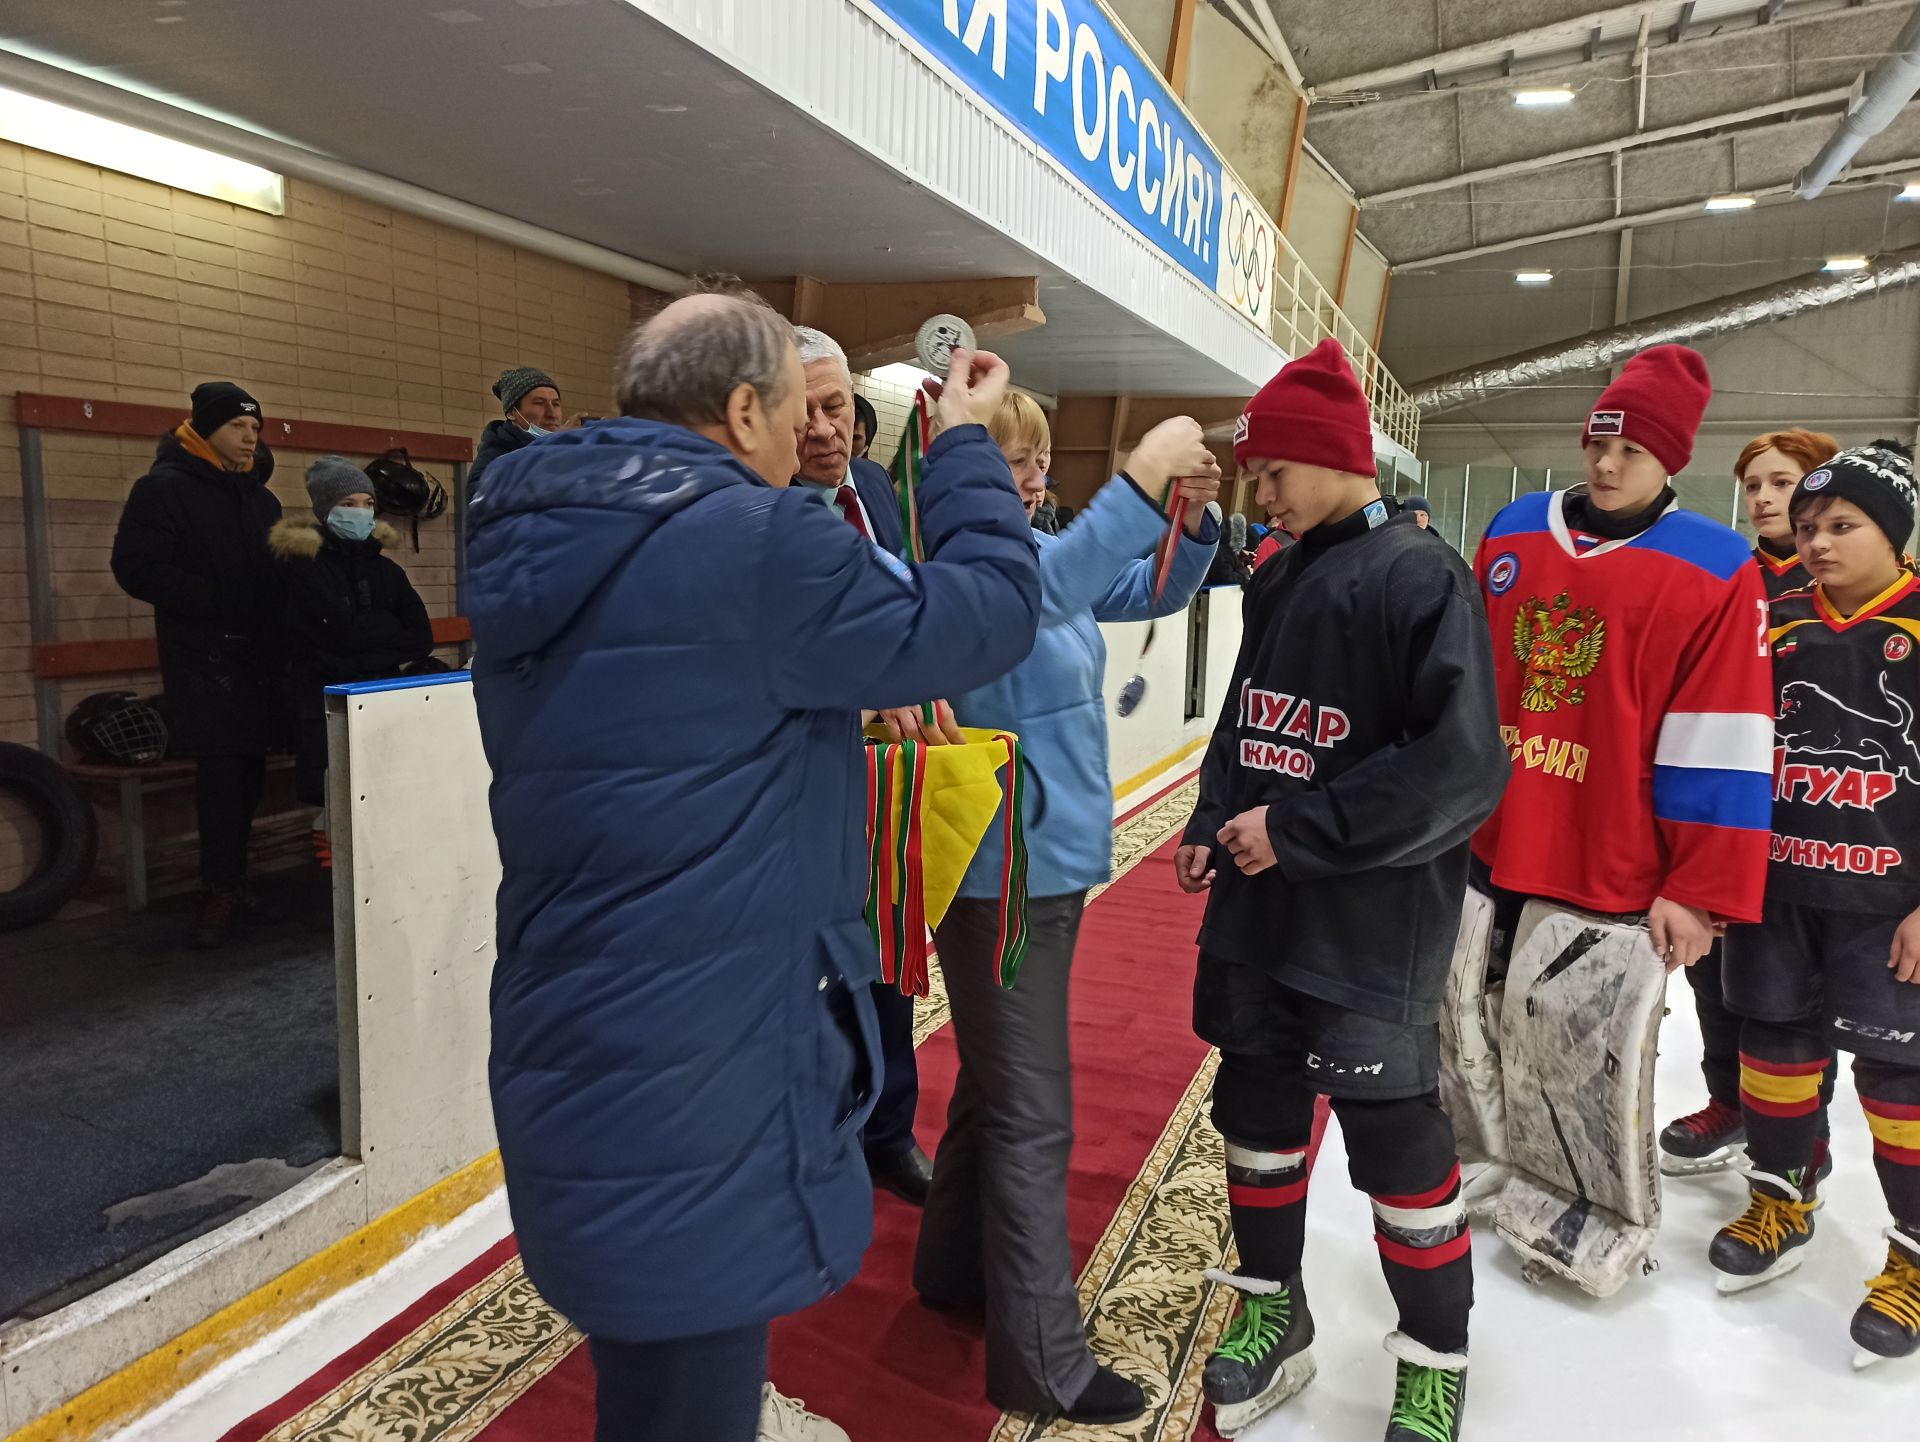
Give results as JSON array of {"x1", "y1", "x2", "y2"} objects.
[
  {"x1": 1740, "y1": 1064, "x2": 1823, "y2": 1106},
  {"x1": 1864, "y1": 1108, "x2": 1920, "y2": 1151},
  {"x1": 866, "y1": 725, "x2": 1012, "y2": 929}
]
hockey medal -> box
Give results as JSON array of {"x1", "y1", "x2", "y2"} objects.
[{"x1": 915, "y1": 313, "x2": 976, "y2": 375}]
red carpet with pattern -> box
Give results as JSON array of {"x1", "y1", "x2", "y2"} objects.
[{"x1": 479, "y1": 829, "x2": 1214, "y2": 1441}]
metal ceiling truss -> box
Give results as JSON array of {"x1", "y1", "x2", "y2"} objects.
[
  {"x1": 1395, "y1": 154, "x2": 1920, "y2": 268},
  {"x1": 1310, "y1": 0, "x2": 1913, "y2": 102},
  {"x1": 1360, "y1": 86, "x2": 1857, "y2": 204}
]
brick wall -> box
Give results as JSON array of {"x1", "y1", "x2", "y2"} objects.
[{"x1": 0, "y1": 141, "x2": 634, "y2": 897}]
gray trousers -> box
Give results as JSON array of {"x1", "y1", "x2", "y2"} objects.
[{"x1": 913, "y1": 891, "x2": 1095, "y2": 1413}]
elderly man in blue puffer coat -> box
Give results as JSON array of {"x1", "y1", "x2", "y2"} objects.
[{"x1": 465, "y1": 285, "x2": 1040, "y2": 1442}]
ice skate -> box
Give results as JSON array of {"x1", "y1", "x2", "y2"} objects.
[
  {"x1": 1382, "y1": 1332, "x2": 1468, "y2": 1442},
  {"x1": 1659, "y1": 1098, "x2": 1745, "y2": 1176},
  {"x1": 1710, "y1": 1169, "x2": 1818, "y2": 1295},
  {"x1": 1850, "y1": 1229, "x2": 1920, "y2": 1370},
  {"x1": 1202, "y1": 1269, "x2": 1316, "y2": 1437}
]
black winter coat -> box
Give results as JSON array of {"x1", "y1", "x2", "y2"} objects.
[
  {"x1": 270, "y1": 517, "x2": 434, "y2": 803},
  {"x1": 110, "y1": 433, "x2": 285, "y2": 757},
  {"x1": 471, "y1": 418, "x2": 533, "y2": 489}
]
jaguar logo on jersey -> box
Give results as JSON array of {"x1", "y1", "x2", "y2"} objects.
[
  {"x1": 1487, "y1": 553, "x2": 1520, "y2": 596},
  {"x1": 1513, "y1": 591, "x2": 1607, "y2": 713},
  {"x1": 1776, "y1": 672, "x2": 1920, "y2": 794},
  {"x1": 1889, "y1": 635, "x2": 1913, "y2": 662}
]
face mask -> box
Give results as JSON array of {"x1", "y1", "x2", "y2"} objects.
[
  {"x1": 328, "y1": 507, "x2": 378, "y2": 542},
  {"x1": 513, "y1": 409, "x2": 549, "y2": 438}
]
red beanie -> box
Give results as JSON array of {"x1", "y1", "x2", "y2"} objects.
[
  {"x1": 1233, "y1": 338, "x2": 1376, "y2": 477},
  {"x1": 1582, "y1": 344, "x2": 1712, "y2": 475}
]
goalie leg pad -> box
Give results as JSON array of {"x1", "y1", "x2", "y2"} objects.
[
  {"x1": 1492, "y1": 902, "x2": 1667, "y2": 1297},
  {"x1": 1440, "y1": 887, "x2": 1507, "y2": 1169}
]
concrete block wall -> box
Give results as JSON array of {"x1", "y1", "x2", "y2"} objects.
[{"x1": 0, "y1": 140, "x2": 634, "y2": 896}]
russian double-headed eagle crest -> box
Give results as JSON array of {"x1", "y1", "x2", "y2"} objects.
[{"x1": 1513, "y1": 591, "x2": 1606, "y2": 713}]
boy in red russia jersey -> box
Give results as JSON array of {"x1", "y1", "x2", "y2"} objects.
[
  {"x1": 1472, "y1": 346, "x2": 1774, "y2": 967},
  {"x1": 1660, "y1": 428, "x2": 1840, "y2": 1175},
  {"x1": 1711, "y1": 441, "x2": 1920, "y2": 1367}
]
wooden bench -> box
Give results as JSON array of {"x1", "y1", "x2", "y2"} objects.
[{"x1": 28, "y1": 619, "x2": 472, "y2": 911}]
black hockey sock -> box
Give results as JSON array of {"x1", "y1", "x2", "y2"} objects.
[
  {"x1": 1337, "y1": 1092, "x2": 1472, "y2": 1356},
  {"x1": 1738, "y1": 1021, "x2": 1831, "y2": 1197},
  {"x1": 1855, "y1": 1059, "x2": 1920, "y2": 1228},
  {"x1": 1212, "y1": 1053, "x2": 1317, "y2": 1282}
]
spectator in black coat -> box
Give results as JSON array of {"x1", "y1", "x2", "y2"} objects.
[
  {"x1": 270, "y1": 457, "x2": 435, "y2": 859},
  {"x1": 111, "y1": 381, "x2": 284, "y2": 949},
  {"x1": 852, "y1": 391, "x2": 879, "y2": 460},
  {"x1": 472, "y1": 367, "x2": 573, "y2": 488}
]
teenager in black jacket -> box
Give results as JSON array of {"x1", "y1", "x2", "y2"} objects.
[
  {"x1": 270, "y1": 457, "x2": 435, "y2": 862},
  {"x1": 111, "y1": 381, "x2": 283, "y2": 949},
  {"x1": 1173, "y1": 342, "x2": 1509, "y2": 1442}
]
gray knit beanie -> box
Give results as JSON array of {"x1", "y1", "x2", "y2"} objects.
[
  {"x1": 306, "y1": 455, "x2": 372, "y2": 521},
  {"x1": 493, "y1": 367, "x2": 558, "y2": 416}
]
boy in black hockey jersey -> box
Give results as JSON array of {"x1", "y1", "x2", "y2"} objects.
[
  {"x1": 1661, "y1": 427, "x2": 1838, "y2": 1176},
  {"x1": 1174, "y1": 340, "x2": 1510, "y2": 1439},
  {"x1": 1714, "y1": 440, "x2": 1920, "y2": 1368}
]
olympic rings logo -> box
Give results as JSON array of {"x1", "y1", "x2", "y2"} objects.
[{"x1": 1224, "y1": 191, "x2": 1271, "y2": 318}]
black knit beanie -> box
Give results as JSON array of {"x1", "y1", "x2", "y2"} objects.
[
  {"x1": 1792, "y1": 440, "x2": 1917, "y2": 554},
  {"x1": 190, "y1": 381, "x2": 261, "y2": 437}
]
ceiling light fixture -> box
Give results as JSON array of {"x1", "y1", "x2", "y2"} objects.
[
  {"x1": 1514, "y1": 270, "x2": 1554, "y2": 285},
  {"x1": 1704, "y1": 194, "x2": 1756, "y2": 212},
  {"x1": 0, "y1": 85, "x2": 284, "y2": 214},
  {"x1": 1514, "y1": 88, "x2": 1575, "y2": 107},
  {"x1": 1900, "y1": 182, "x2": 1920, "y2": 201},
  {"x1": 1823, "y1": 255, "x2": 1870, "y2": 272}
]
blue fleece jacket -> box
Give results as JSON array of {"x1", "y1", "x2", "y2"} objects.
[{"x1": 954, "y1": 474, "x2": 1216, "y2": 900}]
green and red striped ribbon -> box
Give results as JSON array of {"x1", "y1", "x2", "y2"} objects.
[
  {"x1": 862, "y1": 734, "x2": 1029, "y2": 996},
  {"x1": 890, "y1": 389, "x2": 932, "y2": 564},
  {"x1": 990, "y1": 732, "x2": 1031, "y2": 988}
]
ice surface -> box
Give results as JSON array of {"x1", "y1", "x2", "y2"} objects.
[{"x1": 1240, "y1": 977, "x2": 1911, "y2": 1438}]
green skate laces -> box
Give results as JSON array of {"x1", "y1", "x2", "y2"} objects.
[
  {"x1": 1215, "y1": 1290, "x2": 1290, "y2": 1363},
  {"x1": 1390, "y1": 1361, "x2": 1461, "y2": 1442}
]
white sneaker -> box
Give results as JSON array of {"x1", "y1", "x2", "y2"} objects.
[{"x1": 759, "y1": 1383, "x2": 851, "y2": 1442}]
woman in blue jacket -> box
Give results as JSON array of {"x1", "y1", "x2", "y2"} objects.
[{"x1": 914, "y1": 393, "x2": 1222, "y2": 1424}]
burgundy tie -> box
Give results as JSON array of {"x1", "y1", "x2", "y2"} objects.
[{"x1": 834, "y1": 484, "x2": 870, "y2": 539}]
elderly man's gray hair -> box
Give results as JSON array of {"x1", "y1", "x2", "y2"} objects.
[
  {"x1": 616, "y1": 284, "x2": 796, "y2": 426},
  {"x1": 792, "y1": 325, "x2": 850, "y2": 373}
]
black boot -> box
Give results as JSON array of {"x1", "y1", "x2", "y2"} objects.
[
  {"x1": 866, "y1": 1143, "x2": 933, "y2": 1206},
  {"x1": 1062, "y1": 1366, "x2": 1146, "y2": 1425},
  {"x1": 191, "y1": 887, "x2": 241, "y2": 950}
]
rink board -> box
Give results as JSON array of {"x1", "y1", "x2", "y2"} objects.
[{"x1": 330, "y1": 674, "x2": 502, "y2": 1216}]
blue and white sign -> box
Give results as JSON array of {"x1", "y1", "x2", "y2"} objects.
[{"x1": 864, "y1": 0, "x2": 1229, "y2": 292}]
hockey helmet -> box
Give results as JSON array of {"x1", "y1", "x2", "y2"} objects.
[
  {"x1": 364, "y1": 449, "x2": 447, "y2": 522},
  {"x1": 66, "y1": 691, "x2": 169, "y2": 766}
]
